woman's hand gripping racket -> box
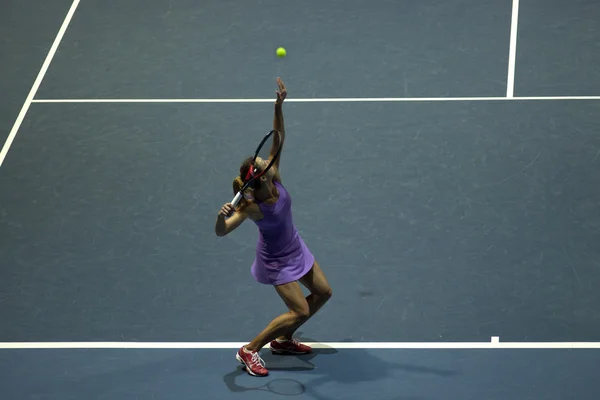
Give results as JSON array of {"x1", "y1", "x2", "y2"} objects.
[{"x1": 231, "y1": 129, "x2": 282, "y2": 209}]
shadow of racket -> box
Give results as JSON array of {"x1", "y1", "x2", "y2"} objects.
[{"x1": 223, "y1": 368, "x2": 306, "y2": 396}]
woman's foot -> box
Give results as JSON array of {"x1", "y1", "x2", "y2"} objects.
[
  {"x1": 236, "y1": 346, "x2": 269, "y2": 376},
  {"x1": 269, "y1": 338, "x2": 312, "y2": 355}
]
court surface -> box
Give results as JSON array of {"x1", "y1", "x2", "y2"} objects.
[{"x1": 1, "y1": 0, "x2": 600, "y2": 399}]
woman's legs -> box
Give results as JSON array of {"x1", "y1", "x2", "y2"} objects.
[
  {"x1": 246, "y1": 260, "x2": 332, "y2": 349},
  {"x1": 238, "y1": 261, "x2": 332, "y2": 376},
  {"x1": 277, "y1": 260, "x2": 332, "y2": 341},
  {"x1": 244, "y1": 280, "x2": 311, "y2": 352}
]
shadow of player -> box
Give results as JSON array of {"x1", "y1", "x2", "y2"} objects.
[{"x1": 222, "y1": 335, "x2": 459, "y2": 399}]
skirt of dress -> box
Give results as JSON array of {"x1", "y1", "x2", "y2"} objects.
[{"x1": 251, "y1": 233, "x2": 315, "y2": 285}]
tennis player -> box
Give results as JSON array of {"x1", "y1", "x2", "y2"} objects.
[{"x1": 215, "y1": 78, "x2": 332, "y2": 377}]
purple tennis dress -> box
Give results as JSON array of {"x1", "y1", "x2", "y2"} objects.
[{"x1": 251, "y1": 181, "x2": 315, "y2": 285}]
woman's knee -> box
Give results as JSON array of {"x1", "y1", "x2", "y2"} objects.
[
  {"x1": 291, "y1": 302, "x2": 311, "y2": 322},
  {"x1": 318, "y1": 285, "x2": 332, "y2": 301},
  {"x1": 301, "y1": 262, "x2": 333, "y2": 301}
]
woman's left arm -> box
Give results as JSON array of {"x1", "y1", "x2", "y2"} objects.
[{"x1": 270, "y1": 77, "x2": 286, "y2": 171}]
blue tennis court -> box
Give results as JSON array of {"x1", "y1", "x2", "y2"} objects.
[{"x1": 1, "y1": 0, "x2": 600, "y2": 398}]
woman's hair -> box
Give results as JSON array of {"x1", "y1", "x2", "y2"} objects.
[{"x1": 232, "y1": 156, "x2": 263, "y2": 209}]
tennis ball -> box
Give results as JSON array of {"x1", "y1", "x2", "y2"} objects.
[{"x1": 276, "y1": 47, "x2": 287, "y2": 57}]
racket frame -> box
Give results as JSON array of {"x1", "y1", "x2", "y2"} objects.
[{"x1": 231, "y1": 130, "x2": 282, "y2": 208}]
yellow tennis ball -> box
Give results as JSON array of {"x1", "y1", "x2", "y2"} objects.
[{"x1": 276, "y1": 47, "x2": 287, "y2": 57}]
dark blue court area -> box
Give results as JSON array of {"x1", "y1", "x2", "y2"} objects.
[
  {"x1": 2, "y1": 0, "x2": 600, "y2": 399},
  {"x1": 1, "y1": 347, "x2": 599, "y2": 399}
]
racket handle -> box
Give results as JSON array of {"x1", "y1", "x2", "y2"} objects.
[{"x1": 231, "y1": 192, "x2": 243, "y2": 208}]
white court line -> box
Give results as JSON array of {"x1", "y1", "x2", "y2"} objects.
[
  {"x1": 30, "y1": 96, "x2": 600, "y2": 103},
  {"x1": 0, "y1": 0, "x2": 81, "y2": 168},
  {"x1": 1, "y1": 341, "x2": 600, "y2": 349},
  {"x1": 506, "y1": 0, "x2": 520, "y2": 97}
]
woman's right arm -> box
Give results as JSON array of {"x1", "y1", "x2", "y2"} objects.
[{"x1": 215, "y1": 204, "x2": 248, "y2": 236}]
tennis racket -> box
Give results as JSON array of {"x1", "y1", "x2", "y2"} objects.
[{"x1": 231, "y1": 129, "x2": 282, "y2": 208}]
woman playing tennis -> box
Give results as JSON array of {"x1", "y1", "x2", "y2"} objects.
[{"x1": 215, "y1": 77, "x2": 332, "y2": 377}]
